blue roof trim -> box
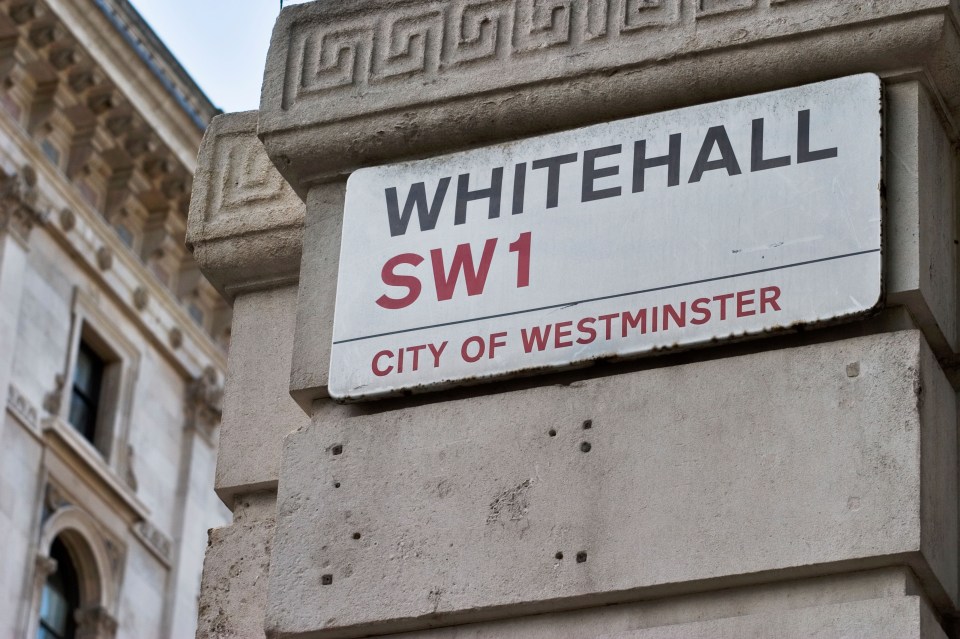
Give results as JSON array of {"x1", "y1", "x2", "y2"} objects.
[{"x1": 91, "y1": 0, "x2": 218, "y2": 131}]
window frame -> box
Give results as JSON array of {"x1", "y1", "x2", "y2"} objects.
[{"x1": 57, "y1": 288, "x2": 140, "y2": 468}]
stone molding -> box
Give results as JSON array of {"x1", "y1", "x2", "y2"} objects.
[
  {"x1": 185, "y1": 365, "x2": 223, "y2": 442},
  {"x1": 187, "y1": 111, "x2": 305, "y2": 301},
  {"x1": 74, "y1": 605, "x2": 118, "y2": 639},
  {"x1": 6, "y1": 382, "x2": 39, "y2": 432},
  {"x1": 133, "y1": 520, "x2": 173, "y2": 567},
  {"x1": 0, "y1": 164, "x2": 44, "y2": 245},
  {"x1": 259, "y1": 0, "x2": 960, "y2": 193}
]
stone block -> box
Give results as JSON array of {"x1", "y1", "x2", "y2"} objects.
[
  {"x1": 187, "y1": 111, "x2": 305, "y2": 301},
  {"x1": 886, "y1": 81, "x2": 959, "y2": 356},
  {"x1": 289, "y1": 182, "x2": 344, "y2": 411},
  {"x1": 259, "y1": 0, "x2": 960, "y2": 193},
  {"x1": 218, "y1": 285, "x2": 308, "y2": 502},
  {"x1": 266, "y1": 331, "x2": 957, "y2": 637},
  {"x1": 196, "y1": 493, "x2": 276, "y2": 639}
]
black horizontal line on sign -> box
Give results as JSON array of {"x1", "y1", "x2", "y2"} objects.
[{"x1": 333, "y1": 248, "x2": 881, "y2": 346}]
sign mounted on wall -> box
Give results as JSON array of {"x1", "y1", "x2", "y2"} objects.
[{"x1": 329, "y1": 74, "x2": 882, "y2": 400}]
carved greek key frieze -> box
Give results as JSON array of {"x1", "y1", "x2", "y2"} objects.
[
  {"x1": 374, "y1": 10, "x2": 443, "y2": 82},
  {"x1": 215, "y1": 133, "x2": 290, "y2": 214},
  {"x1": 281, "y1": 0, "x2": 688, "y2": 107},
  {"x1": 696, "y1": 0, "x2": 755, "y2": 17},
  {"x1": 7, "y1": 383, "x2": 38, "y2": 429}
]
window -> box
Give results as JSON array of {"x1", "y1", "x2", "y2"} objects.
[
  {"x1": 187, "y1": 302, "x2": 205, "y2": 327},
  {"x1": 68, "y1": 341, "x2": 105, "y2": 444},
  {"x1": 38, "y1": 539, "x2": 79, "y2": 639},
  {"x1": 58, "y1": 289, "x2": 141, "y2": 468},
  {"x1": 114, "y1": 224, "x2": 134, "y2": 248}
]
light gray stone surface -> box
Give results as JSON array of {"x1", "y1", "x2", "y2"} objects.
[
  {"x1": 289, "y1": 183, "x2": 344, "y2": 411},
  {"x1": 187, "y1": 111, "x2": 305, "y2": 301},
  {"x1": 358, "y1": 568, "x2": 941, "y2": 639},
  {"x1": 259, "y1": 0, "x2": 960, "y2": 192},
  {"x1": 266, "y1": 330, "x2": 957, "y2": 637},
  {"x1": 886, "y1": 80, "x2": 960, "y2": 356},
  {"x1": 218, "y1": 285, "x2": 308, "y2": 501},
  {"x1": 197, "y1": 500, "x2": 275, "y2": 639}
]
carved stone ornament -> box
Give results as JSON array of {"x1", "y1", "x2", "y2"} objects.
[
  {"x1": 75, "y1": 605, "x2": 118, "y2": 639},
  {"x1": 123, "y1": 444, "x2": 138, "y2": 491},
  {"x1": 44, "y1": 483, "x2": 72, "y2": 514},
  {"x1": 0, "y1": 164, "x2": 43, "y2": 244},
  {"x1": 34, "y1": 553, "x2": 58, "y2": 581},
  {"x1": 132, "y1": 286, "x2": 149, "y2": 311},
  {"x1": 59, "y1": 207, "x2": 76, "y2": 231},
  {"x1": 96, "y1": 246, "x2": 113, "y2": 271},
  {"x1": 43, "y1": 373, "x2": 65, "y2": 415},
  {"x1": 134, "y1": 520, "x2": 172, "y2": 564},
  {"x1": 185, "y1": 365, "x2": 223, "y2": 437},
  {"x1": 169, "y1": 327, "x2": 183, "y2": 349},
  {"x1": 7, "y1": 384, "x2": 39, "y2": 429}
]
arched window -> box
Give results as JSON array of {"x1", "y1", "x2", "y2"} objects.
[{"x1": 38, "y1": 538, "x2": 79, "y2": 639}]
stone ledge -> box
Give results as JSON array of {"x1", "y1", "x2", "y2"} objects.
[
  {"x1": 187, "y1": 111, "x2": 305, "y2": 302},
  {"x1": 266, "y1": 330, "x2": 957, "y2": 637},
  {"x1": 259, "y1": 1, "x2": 960, "y2": 193}
]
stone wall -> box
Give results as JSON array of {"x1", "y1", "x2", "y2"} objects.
[{"x1": 189, "y1": 1, "x2": 960, "y2": 637}]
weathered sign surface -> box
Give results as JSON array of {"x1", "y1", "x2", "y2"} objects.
[{"x1": 329, "y1": 74, "x2": 882, "y2": 400}]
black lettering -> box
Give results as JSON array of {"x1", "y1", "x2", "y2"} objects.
[
  {"x1": 751, "y1": 118, "x2": 791, "y2": 172},
  {"x1": 455, "y1": 167, "x2": 503, "y2": 225},
  {"x1": 531, "y1": 153, "x2": 578, "y2": 209},
  {"x1": 582, "y1": 145, "x2": 622, "y2": 202},
  {"x1": 689, "y1": 125, "x2": 742, "y2": 183},
  {"x1": 633, "y1": 133, "x2": 681, "y2": 192},
  {"x1": 797, "y1": 109, "x2": 838, "y2": 163},
  {"x1": 385, "y1": 178, "x2": 451, "y2": 237},
  {"x1": 512, "y1": 162, "x2": 526, "y2": 215}
]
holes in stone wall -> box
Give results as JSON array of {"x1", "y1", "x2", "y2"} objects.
[
  {"x1": 580, "y1": 442, "x2": 592, "y2": 453},
  {"x1": 576, "y1": 551, "x2": 588, "y2": 563},
  {"x1": 331, "y1": 444, "x2": 343, "y2": 456}
]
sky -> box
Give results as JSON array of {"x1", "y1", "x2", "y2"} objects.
[{"x1": 127, "y1": 0, "x2": 313, "y2": 113}]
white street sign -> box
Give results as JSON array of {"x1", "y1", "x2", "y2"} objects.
[{"x1": 329, "y1": 74, "x2": 882, "y2": 400}]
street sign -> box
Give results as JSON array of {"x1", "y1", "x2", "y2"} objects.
[{"x1": 329, "y1": 74, "x2": 882, "y2": 400}]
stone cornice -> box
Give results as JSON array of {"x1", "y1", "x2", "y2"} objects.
[
  {"x1": 259, "y1": 0, "x2": 960, "y2": 195},
  {"x1": 43, "y1": 0, "x2": 205, "y2": 171},
  {"x1": 0, "y1": 106, "x2": 226, "y2": 379},
  {"x1": 187, "y1": 111, "x2": 305, "y2": 301}
]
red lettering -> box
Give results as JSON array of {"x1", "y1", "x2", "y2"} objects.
[
  {"x1": 760, "y1": 286, "x2": 782, "y2": 313},
  {"x1": 554, "y1": 321, "x2": 573, "y2": 348},
  {"x1": 736, "y1": 290, "x2": 756, "y2": 317},
  {"x1": 428, "y1": 341, "x2": 447, "y2": 368},
  {"x1": 576, "y1": 317, "x2": 597, "y2": 345},
  {"x1": 372, "y1": 350, "x2": 393, "y2": 377},
  {"x1": 489, "y1": 332, "x2": 508, "y2": 358},
  {"x1": 508, "y1": 231, "x2": 532, "y2": 288},
  {"x1": 691, "y1": 298, "x2": 711, "y2": 325},
  {"x1": 663, "y1": 302, "x2": 686, "y2": 329},
  {"x1": 622, "y1": 309, "x2": 648, "y2": 337},
  {"x1": 521, "y1": 325, "x2": 552, "y2": 353},
  {"x1": 461, "y1": 336, "x2": 485, "y2": 363},
  {"x1": 406, "y1": 344, "x2": 426, "y2": 371},
  {"x1": 713, "y1": 293, "x2": 734, "y2": 320},
  {"x1": 598, "y1": 313, "x2": 619, "y2": 340},
  {"x1": 431, "y1": 238, "x2": 497, "y2": 301},
  {"x1": 376, "y1": 253, "x2": 424, "y2": 310}
]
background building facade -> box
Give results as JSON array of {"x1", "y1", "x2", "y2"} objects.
[{"x1": 0, "y1": 0, "x2": 230, "y2": 637}]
